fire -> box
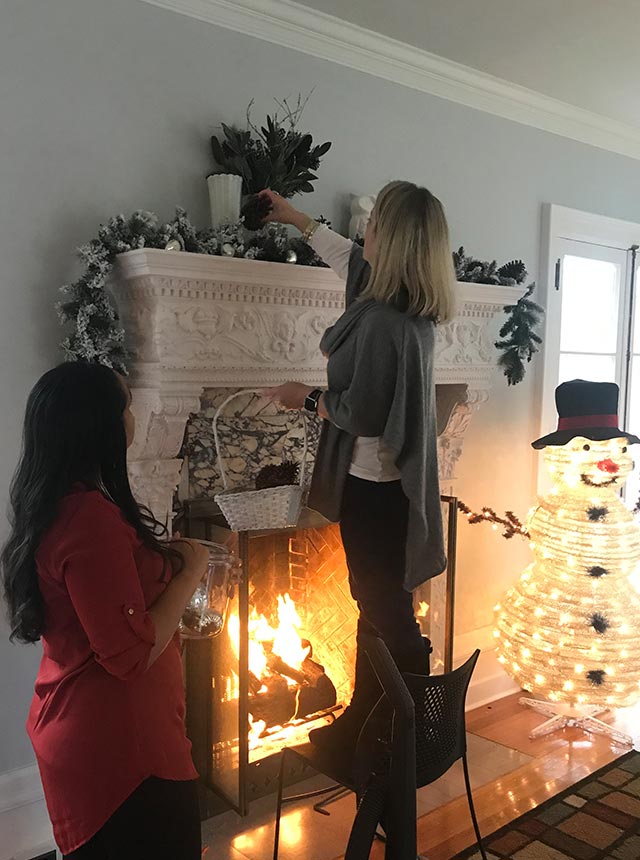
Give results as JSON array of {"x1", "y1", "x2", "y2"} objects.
[
  {"x1": 227, "y1": 593, "x2": 310, "y2": 687},
  {"x1": 417, "y1": 601, "x2": 430, "y2": 618}
]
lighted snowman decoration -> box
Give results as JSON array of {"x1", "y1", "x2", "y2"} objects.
[{"x1": 494, "y1": 380, "x2": 640, "y2": 744}]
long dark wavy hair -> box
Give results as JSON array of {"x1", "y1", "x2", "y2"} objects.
[{"x1": 2, "y1": 362, "x2": 179, "y2": 644}]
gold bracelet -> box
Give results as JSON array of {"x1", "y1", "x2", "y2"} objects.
[{"x1": 301, "y1": 219, "x2": 320, "y2": 243}]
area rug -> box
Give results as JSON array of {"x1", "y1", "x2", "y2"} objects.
[{"x1": 457, "y1": 750, "x2": 640, "y2": 860}]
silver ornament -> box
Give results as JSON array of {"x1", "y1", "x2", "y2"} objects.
[
  {"x1": 222, "y1": 243, "x2": 236, "y2": 257},
  {"x1": 164, "y1": 238, "x2": 183, "y2": 252},
  {"x1": 286, "y1": 249, "x2": 298, "y2": 264}
]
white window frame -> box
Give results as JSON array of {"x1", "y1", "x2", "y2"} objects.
[{"x1": 539, "y1": 204, "x2": 640, "y2": 493}]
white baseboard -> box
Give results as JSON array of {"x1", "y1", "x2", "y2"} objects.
[
  {"x1": 454, "y1": 626, "x2": 521, "y2": 710},
  {"x1": 0, "y1": 764, "x2": 55, "y2": 860}
]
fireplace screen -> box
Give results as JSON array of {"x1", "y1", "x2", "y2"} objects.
[{"x1": 181, "y1": 498, "x2": 457, "y2": 815}]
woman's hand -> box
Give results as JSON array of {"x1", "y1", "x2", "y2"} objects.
[
  {"x1": 258, "y1": 190, "x2": 313, "y2": 233},
  {"x1": 260, "y1": 382, "x2": 313, "y2": 411},
  {"x1": 167, "y1": 538, "x2": 209, "y2": 584}
]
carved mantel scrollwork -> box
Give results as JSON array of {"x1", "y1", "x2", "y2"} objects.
[{"x1": 113, "y1": 249, "x2": 525, "y2": 523}]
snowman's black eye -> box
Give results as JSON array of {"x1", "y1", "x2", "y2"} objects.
[
  {"x1": 583, "y1": 444, "x2": 591, "y2": 451},
  {"x1": 622, "y1": 446, "x2": 627, "y2": 453}
]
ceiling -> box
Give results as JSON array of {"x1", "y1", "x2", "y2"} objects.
[{"x1": 295, "y1": 0, "x2": 640, "y2": 128}]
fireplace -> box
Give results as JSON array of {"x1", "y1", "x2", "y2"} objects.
[
  {"x1": 179, "y1": 498, "x2": 457, "y2": 816},
  {"x1": 181, "y1": 505, "x2": 355, "y2": 814},
  {"x1": 111, "y1": 247, "x2": 524, "y2": 814}
]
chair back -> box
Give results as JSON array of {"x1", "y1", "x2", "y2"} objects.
[
  {"x1": 343, "y1": 641, "x2": 481, "y2": 860},
  {"x1": 403, "y1": 648, "x2": 480, "y2": 788}
]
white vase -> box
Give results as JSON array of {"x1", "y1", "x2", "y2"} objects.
[{"x1": 207, "y1": 174, "x2": 243, "y2": 228}]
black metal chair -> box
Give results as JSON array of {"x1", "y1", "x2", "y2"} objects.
[{"x1": 273, "y1": 638, "x2": 486, "y2": 860}]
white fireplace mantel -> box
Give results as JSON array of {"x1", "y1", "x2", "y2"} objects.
[{"x1": 112, "y1": 249, "x2": 525, "y2": 523}]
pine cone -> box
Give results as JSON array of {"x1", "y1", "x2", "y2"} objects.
[
  {"x1": 242, "y1": 195, "x2": 273, "y2": 231},
  {"x1": 497, "y1": 259, "x2": 527, "y2": 283},
  {"x1": 255, "y1": 461, "x2": 300, "y2": 490}
]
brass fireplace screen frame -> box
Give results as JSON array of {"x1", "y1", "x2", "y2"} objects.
[{"x1": 181, "y1": 496, "x2": 457, "y2": 817}]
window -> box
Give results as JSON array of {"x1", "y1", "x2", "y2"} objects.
[{"x1": 541, "y1": 205, "x2": 640, "y2": 507}]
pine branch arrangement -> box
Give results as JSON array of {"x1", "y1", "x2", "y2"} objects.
[
  {"x1": 211, "y1": 95, "x2": 332, "y2": 200},
  {"x1": 58, "y1": 208, "x2": 326, "y2": 372},
  {"x1": 458, "y1": 500, "x2": 530, "y2": 540},
  {"x1": 453, "y1": 247, "x2": 544, "y2": 385}
]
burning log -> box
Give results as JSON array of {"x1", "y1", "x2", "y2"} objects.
[
  {"x1": 249, "y1": 674, "x2": 296, "y2": 726},
  {"x1": 266, "y1": 653, "x2": 308, "y2": 686},
  {"x1": 295, "y1": 656, "x2": 337, "y2": 719},
  {"x1": 248, "y1": 656, "x2": 337, "y2": 729}
]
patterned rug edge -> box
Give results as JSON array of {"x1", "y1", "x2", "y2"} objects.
[{"x1": 454, "y1": 748, "x2": 640, "y2": 860}]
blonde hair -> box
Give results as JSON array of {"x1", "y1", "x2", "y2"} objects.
[{"x1": 361, "y1": 181, "x2": 455, "y2": 322}]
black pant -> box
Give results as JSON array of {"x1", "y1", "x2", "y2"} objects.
[
  {"x1": 340, "y1": 475, "x2": 429, "y2": 674},
  {"x1": 64, "y1": 777, "x2": 201, "y2": 860}
]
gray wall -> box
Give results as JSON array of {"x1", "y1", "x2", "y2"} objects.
[{"x1": 1, "y1": 0, "x2": 638, "y2": 775}]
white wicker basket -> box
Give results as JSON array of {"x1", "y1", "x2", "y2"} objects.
[{"x1": 212, "y1": 390, "x2": 308, "y2": 532}]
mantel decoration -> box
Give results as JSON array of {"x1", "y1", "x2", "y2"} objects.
[
  {"x1": 210, "y1": 94, "x2": 332, "y2": 230},
  {"x1": 453, "y1": 247, "x2": 543, "y2": 387},
  {"x1": 466, "y1": 381, "x2": 640, "y2": 745},
  {"x1": 57, "y1": 93, "x2": 542, "y2": 384},
  {"x1": 57, "y1": 208, "x2": 328, "y2": 372},
  {"x1": 57, "y1": 223, "x2": 543, "y2": 385}
]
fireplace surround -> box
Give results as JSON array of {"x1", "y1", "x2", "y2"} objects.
[{"x1": 112, "y1": 247, "x2": 524, "y2": 814}]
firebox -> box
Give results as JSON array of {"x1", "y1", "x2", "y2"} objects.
[{"x1": 180, "y1": 498, "x2": 457, "y2": 817}]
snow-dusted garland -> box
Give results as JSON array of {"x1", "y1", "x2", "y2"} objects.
[
  {"x1": 58, "y1": 216, "x2": 543, "y2": 387},
  {"x1": 58, "y1": 208, "x2": 327, "y2": 373}
]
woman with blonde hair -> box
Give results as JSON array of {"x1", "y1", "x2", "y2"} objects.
[{"x1": 260, "y1": 181, "x2": 454, "y2": 761}]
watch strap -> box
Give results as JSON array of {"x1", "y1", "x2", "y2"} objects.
[{"x1": 304, "y1": 388, "x2": 323, "y2": 413}]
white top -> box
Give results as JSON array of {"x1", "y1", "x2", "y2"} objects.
[{"x1": 309, "y1": 225, "x2": 401, "y2": 483}]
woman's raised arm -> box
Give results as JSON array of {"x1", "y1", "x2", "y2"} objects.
[{"x1": 258, "y1": 190, "x2": 353, "y2": 280}]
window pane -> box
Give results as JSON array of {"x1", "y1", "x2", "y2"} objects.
[
  {"x1": 558, "y1": 352, "x2": 616, "y2": 384},
  {"x1": 560, "y1": 256, "x2": 620, "y2": 354}
]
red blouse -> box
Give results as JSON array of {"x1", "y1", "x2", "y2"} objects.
[{"x1": 27, "y1": 487, "x2": 198, "y2": 855}]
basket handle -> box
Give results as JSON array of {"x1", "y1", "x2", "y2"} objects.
[{"x1": 212, "y1": 390, "x2": 308, "y2": 492}]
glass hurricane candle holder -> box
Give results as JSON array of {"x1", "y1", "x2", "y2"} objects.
[{"x1": 180, "y1": 540, "x2": 241, "y2": 639}]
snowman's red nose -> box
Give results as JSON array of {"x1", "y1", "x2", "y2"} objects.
[{"x1": 597, "y1": 458, "x2": 619, "y2": 474}]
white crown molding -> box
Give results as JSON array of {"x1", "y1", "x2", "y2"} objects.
[{"x1": 139, "y1": 0, "x2": 640, "y2": 161}]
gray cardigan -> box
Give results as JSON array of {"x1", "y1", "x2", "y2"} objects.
[{"x1": 307, "y1": 245, "x2": 446, "y2": 590}]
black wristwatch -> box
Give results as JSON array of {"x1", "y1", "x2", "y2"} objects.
[{"x1": 304, "y1": 388, "x2": 324, "y2": 414}]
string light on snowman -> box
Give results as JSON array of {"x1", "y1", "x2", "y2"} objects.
[{"x1": 493, "y1": 380, "x2": 640, "y2": 746}]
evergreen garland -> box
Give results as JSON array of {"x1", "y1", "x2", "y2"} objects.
[
  {"x1": 58, "y1": 208, "x2": 326, "y2": 373},
  {"x1": 453, "y1": 246, "x2": 544, "y2": 385},
  {"x1": 457, "y1": 500, "x2": 530, "y2": 540},
  {"x1": 59, "y1": 227, "x2": 544, "y2": 385},
  {"x1": 495, "y1": 284, "x2": 544, "y2": 386}
]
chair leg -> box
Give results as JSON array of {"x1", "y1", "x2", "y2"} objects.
[
  {"x1": 462, "y1": 754, "x2": 488, "y2": 860},
  {"x1": 313, "y1": 785, "x2": 351, "y2": 816},
  {"x1": 273, "y1": 749, "x2": 287, "y2": 860}
]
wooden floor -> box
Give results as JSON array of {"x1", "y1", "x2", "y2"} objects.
[{"x1": 339, "y1": 692, "x2": 640, "y2": 860}]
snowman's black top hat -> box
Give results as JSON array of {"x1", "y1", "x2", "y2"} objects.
[{"x1": 532, "y1": 379, "x2": 639, "y2": 449}]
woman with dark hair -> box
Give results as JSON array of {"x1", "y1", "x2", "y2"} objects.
[{"x1": 2, "y1": 362, "x2": 208, "y2": 859}]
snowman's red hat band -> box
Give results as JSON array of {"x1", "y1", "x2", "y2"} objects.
[{"x1": 557, "y1": 414, "x2": 618, "y2": 431}]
